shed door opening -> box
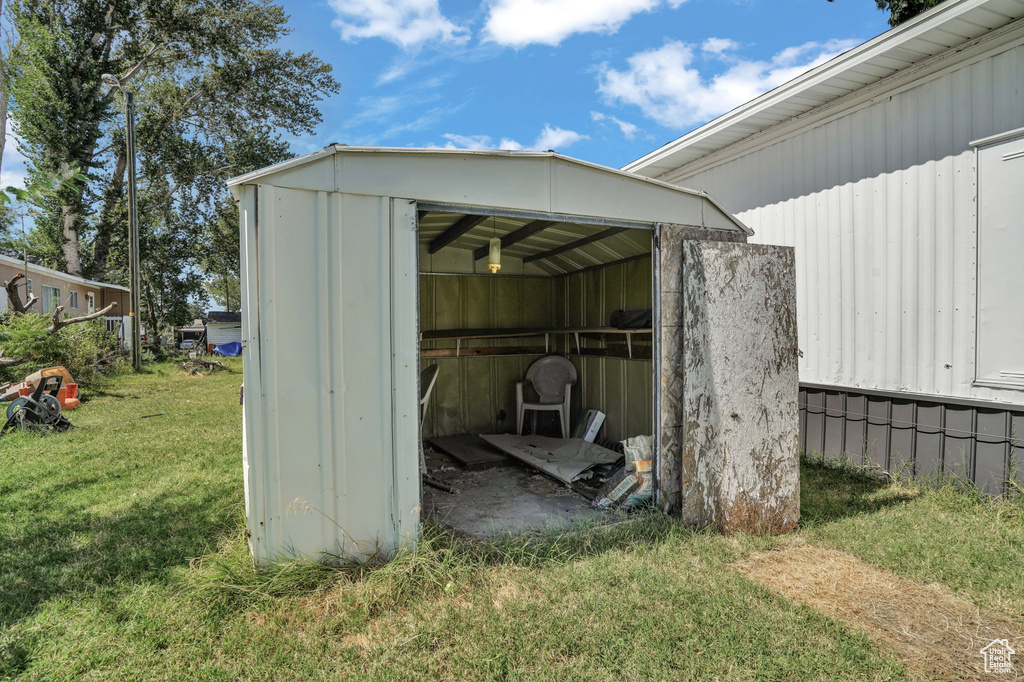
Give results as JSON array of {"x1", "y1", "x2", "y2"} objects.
[{"x1": 415, "y1": 205, "x2": 656, "y2": 537}]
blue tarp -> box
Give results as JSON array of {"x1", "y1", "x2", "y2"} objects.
[{"x1": 213, "y1": 341, "x2": 242, "y2": 357}]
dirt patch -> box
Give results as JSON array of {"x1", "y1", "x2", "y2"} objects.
[{"x1": 737, "y1": 543, "x2": 1023, "y2": 681}]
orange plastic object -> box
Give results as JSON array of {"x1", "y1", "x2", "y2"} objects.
[
  {"x1": 25, "y1": 366, "x2": 75, "y2": 389},
  {"x1": 18, "y1": 382, "x2": 80, "y2": 410}
]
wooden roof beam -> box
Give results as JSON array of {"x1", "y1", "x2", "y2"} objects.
[
  {"x1": 471, "y1": 219, "x2": 557, "y2": 261},
  {"x1": 428, "y1": 214, "x2": 489, "y2": 254},
  {"x1": 522, "y1": 227, "x2": 626, "y2": 264}
]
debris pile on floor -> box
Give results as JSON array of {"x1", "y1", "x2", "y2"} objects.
[
  {"x1": 592, "y1": 435, "x2": 654, "y2": 510},
  {"x1": 422, "y1": 428, "x2": 658, "y2": 539}
]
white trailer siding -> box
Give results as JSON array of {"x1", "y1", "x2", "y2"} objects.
[
  {"x1": 240, "y1": 185, "x2": 420, "y2": 564},
  {"x1": 207, "y1": 322, "x2": 241, "y2": 347},
  {"x1": 664, "y1": 40, "x2": 1024, "y2": 407}
]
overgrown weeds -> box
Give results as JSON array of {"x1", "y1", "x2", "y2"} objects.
[{"x1": 196, "y1": 511, "x2": 682, "y2": 617}]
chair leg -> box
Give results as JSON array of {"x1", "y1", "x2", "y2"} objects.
[
  {"x1": 559, "y1": 408, "x2": 568, "y2": 438},
  {"x1": 420, "y1": 424, "x2": 427, "y2": 476},
  {"x1": 517, "y1": 405, "x2": 525, "y2": 435}
]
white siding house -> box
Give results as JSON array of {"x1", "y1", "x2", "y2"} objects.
[
  {"x1": 626, "y1": 0, "x2": 1024, "y2": 491},
  {"x1": 205, "y1": 311, "x2": 241, "y2": 352}
]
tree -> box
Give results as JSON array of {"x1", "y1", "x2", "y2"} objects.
[
  {"x1": 875, "y1": 0, "x2": 944, "y2": 26},
  {"x1": 831, "y1": 0, "x2": 946, "y2": 26},
  {"x1": 200, "y1": 200, "x2": 241, "y2": 312},
  {"x1": 4, "y1": 0, "x2": 338, "y2": 338},
  {"x1": 1, "y1": 272, "x2": 118, "y2": 367},
  {"x1": 204, "y1": 273, "x2": 240, "y2": 312}
]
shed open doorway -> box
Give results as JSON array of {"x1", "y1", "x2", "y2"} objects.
[{"x1": 414, "y1": 203, "x2": 657, "y2": 538}]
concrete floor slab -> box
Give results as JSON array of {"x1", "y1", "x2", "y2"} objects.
[{"x1": 423, "y1": 455, "x2": 607, "y2": 539}]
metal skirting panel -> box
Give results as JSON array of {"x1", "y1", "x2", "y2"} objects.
[
  {"x1": 800, "y1": 385, "x2": 1024, "y2": 494},
  {"x1": 668, "y1": 41, "x2": 1024, "y2": 406}
]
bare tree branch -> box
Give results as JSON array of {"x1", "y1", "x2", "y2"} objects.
[
  {"x1": 119, "y1": 42, "x2": 160, "y2": 85},
  {"x1": 3, "y1": 273, "x2": 37, "y2": 313},
  {"x1": 47, "y1": 302, "x2": 117, "y2": 334}
]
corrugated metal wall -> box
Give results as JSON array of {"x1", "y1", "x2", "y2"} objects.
[
  {"x1": 419, "y1": 275, "x2": 555, "y2": 437},
  {"x1": 556, "y1": 255, "x2": 653, "y2": 442},
  {"x1": 419, "y1": 251, "x2": 654, "y2": 443},
  {"x1": 671, "y1": 41, "x2": 1024, "y2": 407},
  {"x1": 242, "y1": 188, "x2": 419, "y2": 563}
]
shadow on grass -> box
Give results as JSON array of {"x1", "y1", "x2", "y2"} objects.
[
  {"x1": 0, "y1": 483, "x2": 239, "y2": 629},
  {"x1": 800, "y1": 456, "x2": 920, "y2": 527}
]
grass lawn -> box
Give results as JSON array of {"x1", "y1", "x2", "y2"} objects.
[{"x1": 0, "y1": 362, "x2": 1021, "y2": 680}]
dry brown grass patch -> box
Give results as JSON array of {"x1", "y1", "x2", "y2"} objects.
[{"x1": 737, "y1": 543, "x2": 1023, "y2": 681}]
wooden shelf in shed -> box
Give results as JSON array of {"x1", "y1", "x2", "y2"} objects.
[{"x1": 419, "y1": 326, "x2": 652, "y2": 358}]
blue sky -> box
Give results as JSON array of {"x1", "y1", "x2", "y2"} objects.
[
  {"x1": 272, "y1": 0, "x2": 891, "y2": 170},
  {"x1": 0, "y1": 1, "x2": 893, "y2": 190}
]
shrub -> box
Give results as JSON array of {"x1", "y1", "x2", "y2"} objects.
[{"x1": 0, "y1": 309, "x2": 125, "y2": 384}]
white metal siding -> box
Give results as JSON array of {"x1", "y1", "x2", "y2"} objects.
[
  {"x1": 669, "y1": 42, "x2": 1024, "y2": 406},
  {"x1": 207, "y1": 322, "x2": 241, "y2": 346},
  {"x1": 976, "y1": 131, "x2": 1024, "y2": 387},
  {"x1": 242, "y1": 186, "x2": 419, "y2": 563}
]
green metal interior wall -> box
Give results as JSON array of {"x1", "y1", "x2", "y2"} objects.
[{"x1": 419, "y1": 253, "x2": 653, "y2": 443}]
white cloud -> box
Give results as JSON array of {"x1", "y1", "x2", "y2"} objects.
[
  {"x1": 533, "y1": 125, "x2": 587, "y2": 150},
  {"x1": 442, "y1": 133, "x2": 493, "y2": 149},
  {"x1": 701, "y1": 37, "x2": 738, "y2": 56},
  {"x1": 433, "y1": 125, "x2": 586, "y2": 151},
  {"x1": 598, "y1": 38, "x2": 859, "y2": 129},
  {"x1": 0, "y1": 119, "x2": 28, "y2": 191},
  {"x1": 590, "y1": 111, "x2": 639, "y2": 140},
  {"x1": 328, "y1": 0, "x2": 469, "y2": 49},
  {"x1": 482, "y1": 0, "x2": 686, "y2": 48}
]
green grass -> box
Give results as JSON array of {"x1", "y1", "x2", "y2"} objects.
[
  {"x1": 799, "y1": 457, "x2": 1024, "y2": 619},
  {"x1": 0, "y1": 365, "x2": 1020, "y2": 680}
]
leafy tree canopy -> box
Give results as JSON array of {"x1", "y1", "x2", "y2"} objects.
[
  {"x1": 4, "y1": 0, "x2": 339, "y2": 336},
  {"x1": 875, "y1": 0, "x2": 944, "y2": 26}
]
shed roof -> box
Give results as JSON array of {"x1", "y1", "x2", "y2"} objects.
[
  {"x1": 624, "y1": 0, "x2": 1024, "y2": 178},
  {"x1": 208, "y1": 311, "x2": 241, "y2": 324},
  {"x1": 227, "y1": 146, "x2": 749, "y2": 235}
]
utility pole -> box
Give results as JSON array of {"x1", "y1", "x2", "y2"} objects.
[{"x1": 102, "y1": 74, "x2": 142, "y2": 371}]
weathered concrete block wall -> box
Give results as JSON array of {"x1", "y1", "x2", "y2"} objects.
[{"x1": 660, "y1": 230, "x2": 800, "y2": 533}]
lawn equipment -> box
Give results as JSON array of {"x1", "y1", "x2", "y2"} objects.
[{"x1": 2, "y1": 374, "x2": 73, "y2": 436}]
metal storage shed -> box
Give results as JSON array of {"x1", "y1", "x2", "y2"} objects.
[{"x1": 227, "y1": 147, "x2": 801, "y2": 564}]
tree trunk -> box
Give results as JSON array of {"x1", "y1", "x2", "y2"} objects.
[
  {"x1": 91, "y1": 151, "x2": 127, "y2": 278},
  {"x1": 61, "y1": 207, "x2": 82, "y2": 275}
]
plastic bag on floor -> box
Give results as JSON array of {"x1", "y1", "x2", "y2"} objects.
[{"x1": 592, "y1": 435, "x2": 654, "y2": 509}]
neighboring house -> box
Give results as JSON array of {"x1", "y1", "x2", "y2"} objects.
[
  {"x1": 0, "y1": 254, "x2": 130, "y2": 338},
  {"x1": 626, "y1": 0, "x2": 1024, "y2": 491},
  {"x1": 205, "y1": 311, "x2": 241, "y2": 352}
]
